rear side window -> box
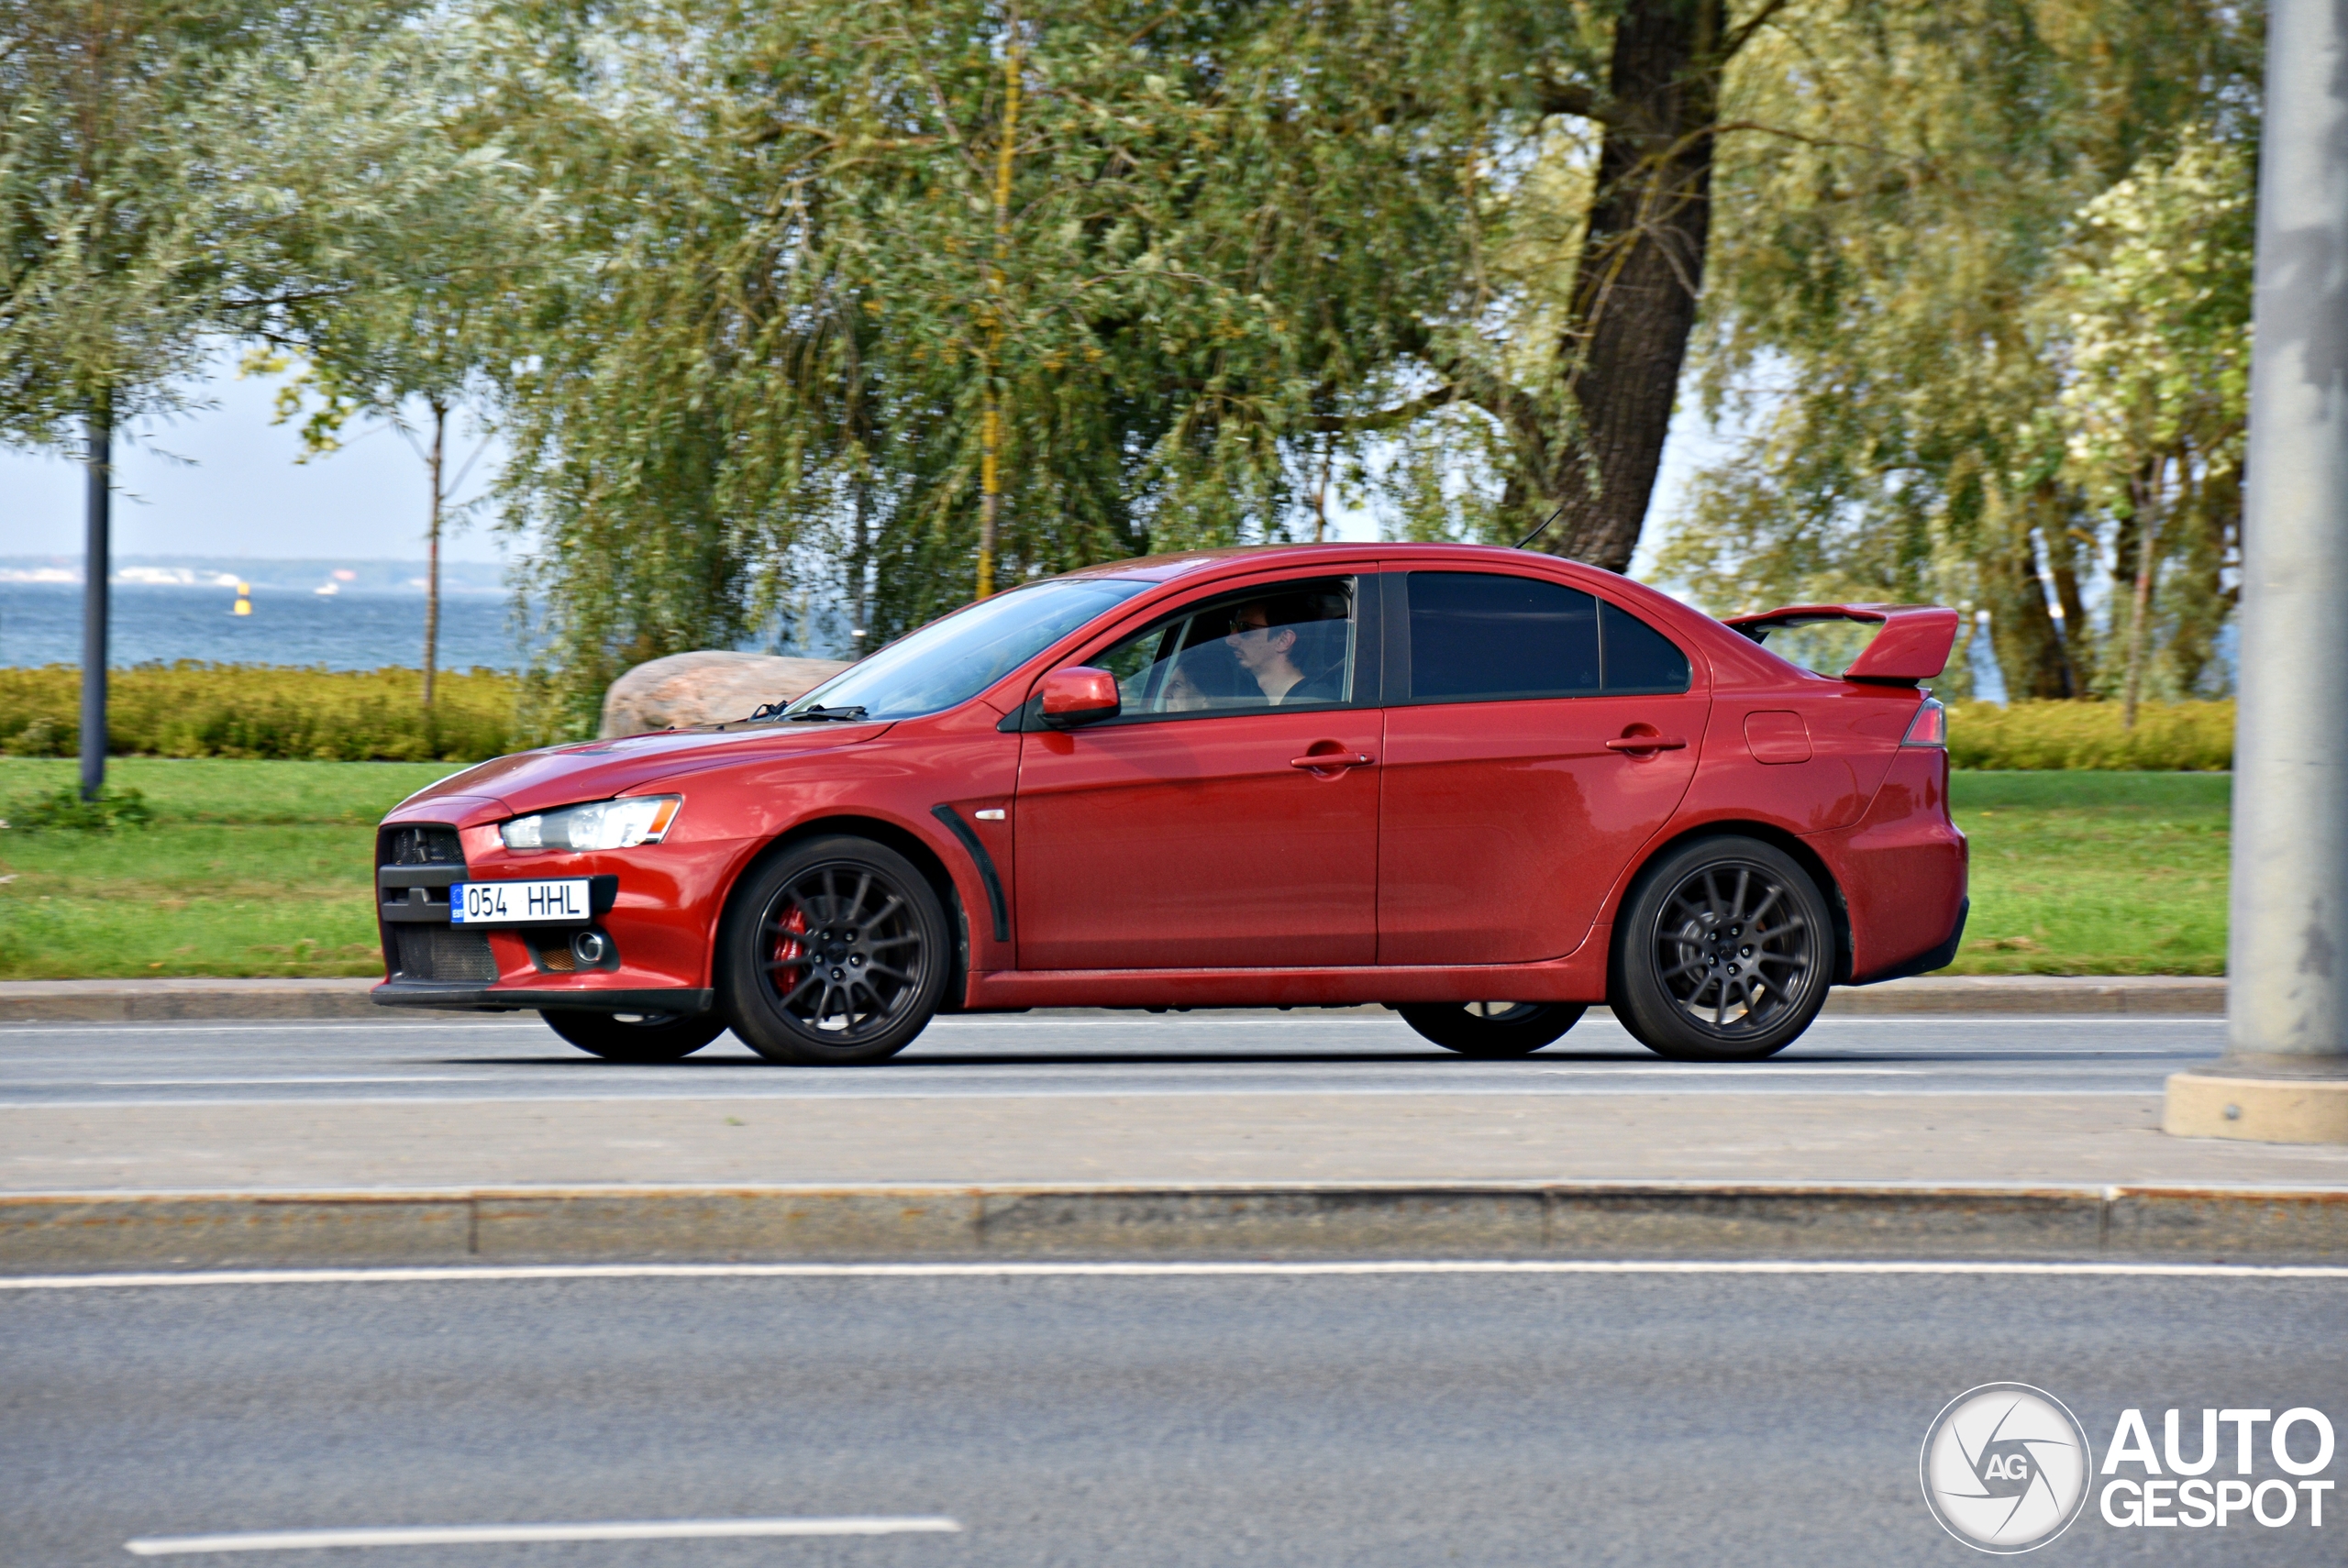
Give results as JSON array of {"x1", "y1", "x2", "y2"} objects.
[
  {"x1": 1404, "y1": 571, "x2": 1689, "y2": 701},
  {"x1": 1600, "y1": 600, "x2": 1692, "y2": 693}
]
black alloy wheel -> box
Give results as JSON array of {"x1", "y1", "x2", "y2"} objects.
[
  {"x1": 1397, "y1": 1001, "x2": 1586, "y2": 1055},
  {"x1": 539, "y1": 1008, "x2": 727, "y2": 1062},
  {"x1": 719, "y1": 835, "x2": 951, "y2": 1066},
  {"x1": 1611, "y1": 835, "x2": 1833, "y2": 1061}
]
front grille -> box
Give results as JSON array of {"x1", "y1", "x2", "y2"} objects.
[
  {"x1": 393, "y1": 925, "x2": 498, "y2": 983},
  {"x1": 385, "y1": 825, "x2": 465, "y2": 867},
  {"x1": 533, "y1": 937, "x2": 578, "y2": 973}
]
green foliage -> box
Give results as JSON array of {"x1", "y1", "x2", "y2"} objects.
[
  {"x1": 0, "y1": 665, "x2": 516, "y2": 761},
  {"x1": 1946, "y1": 700, "x2": 2232, "y2": 772},
  {"x1": 3, "y1": 784, "x2": 151, "y2": 833},
  {"x1": 1657, "y1": 0, "x2": 2259, "y2": 705},
  {"x1": 469, "y1": 0, "x2": 1620, "y2": 727}
]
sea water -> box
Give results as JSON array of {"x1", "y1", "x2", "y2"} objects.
[{"x1": 0, "y1": 583, "x2": 526, "y2": 671}]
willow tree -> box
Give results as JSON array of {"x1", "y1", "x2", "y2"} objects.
[
  {"x1": 1654, "y1": 0, "x2": 2260, "y2": 699},
  {"x1": 483, "y1": 0, "x2": 1491, "y2": 728}
]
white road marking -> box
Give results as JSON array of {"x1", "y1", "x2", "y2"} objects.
[
  {"x1": 14, "y1": 1260, "x2": 2347, "y2": 1292},
  {"x1": 0, "y1": 1088, "x2": 2168, "y2": 1111},
  {"x1": 123, "y1": 1517, "x2": 962, "y2": 1555},
  {"x1": 95, "y1": 1077, "x2": 482, "y2": 1087},
  {"x1": 1536, "y1": 1065, "x2": 1918, "y2": 1076}
]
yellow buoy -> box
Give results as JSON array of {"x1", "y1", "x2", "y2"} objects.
[{"x1": 232, "y1": 580, "x2": 251, "y2": 616}]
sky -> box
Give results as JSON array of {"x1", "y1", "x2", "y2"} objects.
[
  {"x1": 4, "y1": 349, "x2": 1716, "y2": 577},
  {"x1": 4, "y1": 352, "x2": 512, "y2": 565}
]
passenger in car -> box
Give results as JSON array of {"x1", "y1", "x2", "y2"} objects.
[{"x1": 1224, "y1": 597, "x2": 1344, "y2": 706}]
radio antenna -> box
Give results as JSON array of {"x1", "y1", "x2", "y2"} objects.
[{"x1": 1512, "y1": 501, "x2": 1567, "y2": 552}]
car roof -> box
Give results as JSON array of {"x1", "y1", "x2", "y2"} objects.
[{"x1": 1062, "y1": 540, "x2": 1634, "y2": 582}]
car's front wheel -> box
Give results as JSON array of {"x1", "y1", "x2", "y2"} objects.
[
  {"x1": 1611, "y1": 835, "x2": 1833, "y2": 1062},
  {"x1": 1397, "y1": 1001, "x2": 1586, "y2": 1055},
  {"x1": 539, "y1": 1008, "x2": 727, "y2": 1062},
  {"x1": 719, "y1": 835, "x2": 952, "y2": 1066}
]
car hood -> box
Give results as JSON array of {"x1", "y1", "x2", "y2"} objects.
[{"x1": 390, "y1": 722, "x2": 895, "y2": 821}]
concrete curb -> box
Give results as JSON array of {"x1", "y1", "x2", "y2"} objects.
[
  {"x1": 0, "y1": 975, "x2": 2228, "y2": 1023},
  {"x1": 3, "y1": 1182, "x2": 2336, "y2": 1273}
]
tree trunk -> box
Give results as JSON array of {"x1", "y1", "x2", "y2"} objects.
[
  {"x1": 1532, "y1": 0, "x2": 1728, "y2": 572},
  {"x1": 1977, "y1": 491, "x2": 2073, "y2": 700},
  {"x1": 2120, "y1": 458, "x2": 2164, "y2": 731},
  {"x1": 79, "y1": 394, "x2": 111, "y2": 801},
  {"x1": 2046, "y1": 525, "x2": 2094, "y2": 691},
  {"x1": 423, "y1": 399, "x2": 445, "y2": 714}
]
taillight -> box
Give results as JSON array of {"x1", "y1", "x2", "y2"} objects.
[{"x1": 1902, "y1": 698, "x2": 1947, "y2": 747}]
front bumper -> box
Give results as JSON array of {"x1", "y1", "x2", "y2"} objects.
[
  {"x1": 373, "y1": 819, "x2": 719, "y2": 1010},
  {"x1": 371, "y1": 981, "x2": 716, "y2": 1015}
]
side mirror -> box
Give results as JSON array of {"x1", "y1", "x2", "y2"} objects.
[{"x1": 1039, "y1": 666, "x2": 1120, "y2": 727}]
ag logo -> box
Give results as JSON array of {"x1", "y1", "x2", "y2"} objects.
[{"x1": 1921, "y1": 1383, "x2": 2094, "y2": 1552}]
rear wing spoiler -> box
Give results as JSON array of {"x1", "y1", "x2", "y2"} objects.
[{"x1": 1721, "y1": 603, "x2": 1961, "y2": 685}]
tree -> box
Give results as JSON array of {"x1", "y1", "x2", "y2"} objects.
[
  {"x1": 2045, "y1": 130, "x2": 2253, "y2": 720},
  {"x1": 1652, "y1": 0, "x2": 2258, "y2": 701},
  {"x1": 1, "y1": 0, "x2": 507, "y2": 788},
  {"x1": 248, "y1": 15, "x2": 548, "y2": 713},
  {"x1": 480, "y1": 0, "x2": 1489, "y2": 730}
]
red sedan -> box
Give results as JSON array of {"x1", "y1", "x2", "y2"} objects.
[{"x1": 374, "y1": 544, "x2": 1966, "y2": 1065}]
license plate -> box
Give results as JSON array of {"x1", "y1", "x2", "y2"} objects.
[{"x1": 450, "y1": 879, "x2": 592, "y2": 924}]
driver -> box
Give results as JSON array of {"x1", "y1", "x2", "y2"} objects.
[{"x1": 1224, "y1": 596, "x2": 1340, "y2": 705}]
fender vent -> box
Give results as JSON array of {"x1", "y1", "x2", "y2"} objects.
[{"x1": 393, "y1": 926, "x2": 497, "y2": 983}]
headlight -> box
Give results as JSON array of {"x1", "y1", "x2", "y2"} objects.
[{"x1": 501, "y1": 796, "x2": 681, "y2": 852}]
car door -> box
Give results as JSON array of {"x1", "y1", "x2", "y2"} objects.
[
  {"x1": 1377, "y1": 569, "x2": 1708, "y2": 966},
  {"x1": 1013, "y1": 574, "x2": 1381, "y2": 970}
]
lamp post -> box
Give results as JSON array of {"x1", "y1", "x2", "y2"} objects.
[
  {"x1": 2164, "y1": 0, "x2": 2348, "y2": 1143},
  {"x1": 79, "y1": 401, "x2": 111, "y2": 802}
]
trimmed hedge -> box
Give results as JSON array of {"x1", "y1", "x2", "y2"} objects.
[
  {"x1": 0, "y1": 668, "x2": 2232, "y2": 769},
  {"x1": 1947, "y1": 700, "x2": 2232, "y2": 771},
  {"x1": 0, "y1": 664, "x2": 516, "y2": 762}
]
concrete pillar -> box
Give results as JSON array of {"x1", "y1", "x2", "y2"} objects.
[{"x1": 2165, "y1": 0, "x2": 2348, "y2": 1143}]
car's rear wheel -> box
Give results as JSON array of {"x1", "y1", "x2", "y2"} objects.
[
  {"x1": 539, "y1": 1008, "x2": 726, "y2": 1063},
  {"x1": 1611, "y1": 835, "x2": 1833, "y2": 1062},
  {"x1": 719, "y1": 835, "x2": 951, "y2": 1066},
  {"x1": 1397, "y1": 1001, "x2": 1586, "y2": 1055}
]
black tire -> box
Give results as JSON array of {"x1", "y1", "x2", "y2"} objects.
[
  {"x1": 718, "y1": 835, "x2": 951, "y2": 1066},
  {"x1": 1611, "y1": 835, "x2": 1833, "y2": 1061},
  {"x1": 539, "y1": 1008, "x2": 726, "y2": 1063},
  {"x1": 1397, "y1": 1001, "x2": 1586, "y2": 1055}
]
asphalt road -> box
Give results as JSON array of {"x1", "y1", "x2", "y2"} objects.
[
  {"x1": 0, "y1": 1011, "x2": 2226, "y2": 1108},
  {"x1": 6, "y1": 1267, "x2": 2340, "y2": 1567}
]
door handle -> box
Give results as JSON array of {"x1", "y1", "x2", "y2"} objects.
[
  {"x1": 1290, "y1": 752, "x2": 1375, "y2": 771},
  {"x1": 1605, "y1": 735, "x2": 1688, "y2": 753}
]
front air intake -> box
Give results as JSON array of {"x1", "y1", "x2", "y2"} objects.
[{"x1": 393, "y1": 925, "x2": 498, "y2": 983}]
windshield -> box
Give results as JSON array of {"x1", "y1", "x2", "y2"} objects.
[{"x1": 785, "y1": 578, "x2": 1152, "y2": 722}]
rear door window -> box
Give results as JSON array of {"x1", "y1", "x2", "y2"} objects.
[{"x1": 1402, "y1": 571, "x2": 1690, "y2": 700}]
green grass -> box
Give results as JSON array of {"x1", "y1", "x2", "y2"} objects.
[
  {"x1": 1946, "y1": 771, "x2": 2228, "y2": 976},
  {"x1": 0, "y1": 759, "x2": 2233, "y2": 980},
  {"x1": 0, "y1": 758, "x2": 457, "y2": 979}
]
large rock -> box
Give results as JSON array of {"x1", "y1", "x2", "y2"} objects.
[{"x1": 599, "y1": 651, "x2": 852, "y2": 738}]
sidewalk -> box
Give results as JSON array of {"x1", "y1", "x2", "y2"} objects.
[
  {"x1": 6, "y1": 1085, "x2": 2342, "y2": 1273},
  {"x1": 0, "y1": 973, "x2": 2228, "y2": 1022}
]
